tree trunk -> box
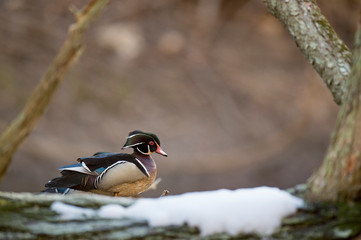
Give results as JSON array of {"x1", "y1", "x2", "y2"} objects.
[
  {"x1": 307, "y1": 24, "x2": 361, "y2": 201},
  {"x1": 263, "y1": 0, "x2": 352, "y2": 105},
  {"x1": 264, "y1": 0, "x2": 361, "y2": 203}
]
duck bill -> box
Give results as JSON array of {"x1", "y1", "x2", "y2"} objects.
[{"x1": 156, "y1": 145, "x2": 168, "y2": 157}]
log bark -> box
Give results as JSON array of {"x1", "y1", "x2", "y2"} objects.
[
  {"x1": 0, "y1": 0, "x2": 110, "y2": 182},
  {"x1": 263, "y1": 0, "x2": 352, "y2": 105},
  {"x1": 307, "y1": 22, "x2": 361, "y2": 201},
  {"x1": 1, "y1": 186, "x2": 361, "y2": 239}
]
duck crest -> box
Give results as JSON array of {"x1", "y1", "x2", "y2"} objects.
[{"x1": 122, "y1": 130, "x2": 168, "y2": 157}]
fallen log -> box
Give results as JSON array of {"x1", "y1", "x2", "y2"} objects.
[{"x1": 0, "y1": 185, "x2": 360, "y2": 239}]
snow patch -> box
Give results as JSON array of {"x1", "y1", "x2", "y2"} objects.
[
  {"x1": 51, "y1": 201, "x2": 96, "y2": 220},
  {"x1": 51, "y1": 186, "x2": 303, "y2": 236}
]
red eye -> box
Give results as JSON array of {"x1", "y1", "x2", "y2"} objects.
[{"x1": 149, "y1": 141, "x2": 154, "y2": 145}]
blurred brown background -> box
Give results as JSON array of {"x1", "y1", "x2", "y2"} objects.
[{"x1": 0, "y1": 0, "x2": 359, "y2": 197}]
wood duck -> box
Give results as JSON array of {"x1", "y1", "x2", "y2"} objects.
[{"x1": 44, "y1": 130, "x2": 167, "y2": 197}]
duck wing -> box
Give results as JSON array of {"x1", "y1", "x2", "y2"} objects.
[
  {"x1": 78, "y1": 152, "x2": 150, "y2": 177},
  {"x1": 45, "y1": 152, "x2": 149, "y2": 192}
]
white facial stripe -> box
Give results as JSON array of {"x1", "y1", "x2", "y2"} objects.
[
  {"x1": 123, "y1": 142, "x2": 145, "y2": 148},
  {"x1": 136, "y1": 146, "x2": 145, "y2": 154},
  {"x1": 127, "y1": 133, "x2": 159, "y2": 145},
  {"x1": 136, "y1": 146, "x2": 151, "y2": 155},
  {"x1": 127, "y1": 133, "x2": 149, "y2": 139}
]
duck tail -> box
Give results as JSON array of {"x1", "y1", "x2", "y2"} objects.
[{"x1": 44, "y1": 171, "x2": 95, "y2": 191}]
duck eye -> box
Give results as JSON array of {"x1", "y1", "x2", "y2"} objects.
[{"x1": 149, "y1": 141, "x2": 154, "y2": 145}]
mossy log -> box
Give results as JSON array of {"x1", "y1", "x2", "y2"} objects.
[{"x1": 1, "y1": 186, "x2": 361, "y2": 240}]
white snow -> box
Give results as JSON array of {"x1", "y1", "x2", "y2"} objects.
[
  {"x1": 51, "y1": 201, "x2": 96, "y2": 220},
  {"x1": 51, "y1": 186, "x2": 303, "y2": 236}
]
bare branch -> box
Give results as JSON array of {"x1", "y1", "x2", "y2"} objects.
[
  {"x1": 0, "y1": 0, "x2": 110, "y2": 182},
  {"x1": 264, "y1": 0, "x2": 352, "y2": 105}
]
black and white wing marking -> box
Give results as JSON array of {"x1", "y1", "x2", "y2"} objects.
[{"x1": 77, "y1": 152, "x2": 150, "y2": 178}]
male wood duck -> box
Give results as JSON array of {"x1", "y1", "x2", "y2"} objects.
[{"x1": 44, "y1": 130, "x2": 167, "y2": 197}]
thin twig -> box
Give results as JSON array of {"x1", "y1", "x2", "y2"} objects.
[{"x1": 0, "y1": 0, "x2": 111, "y2": 182}]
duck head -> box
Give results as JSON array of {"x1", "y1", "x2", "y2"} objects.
[{"x1": 122, "y1": 130, "x2": 168, "y2": 157}]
